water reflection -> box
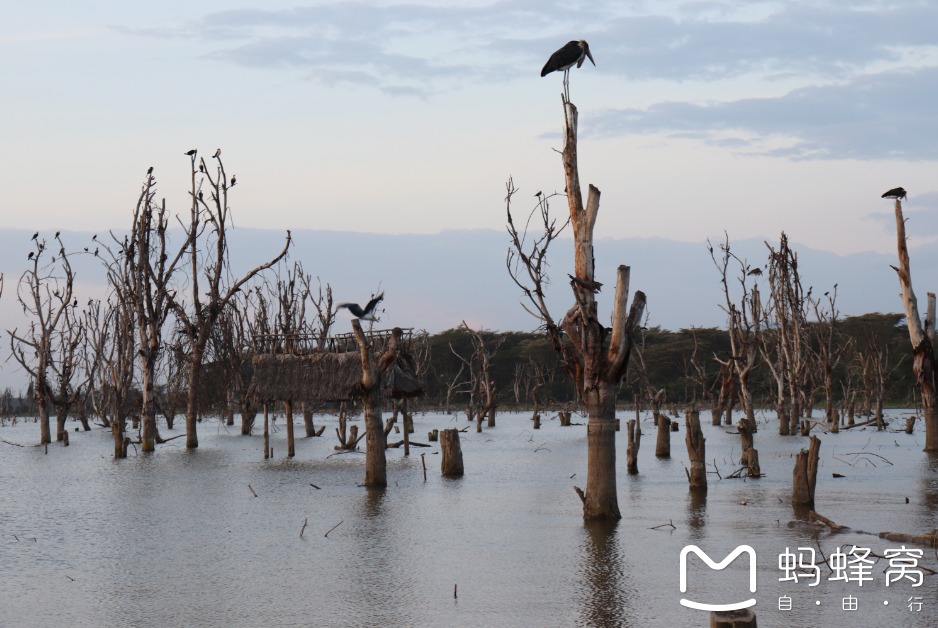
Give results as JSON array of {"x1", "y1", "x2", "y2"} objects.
[
  {"x1": 576, "y1": 519, "x2": 633, "y2": 627},
  {"x1": 686, "y1": 490, "x2": 707, "y2": 534}
]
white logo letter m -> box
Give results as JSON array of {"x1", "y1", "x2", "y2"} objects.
[{"x1": 679, "y1": 545, "x2": 756, "y2": 611}]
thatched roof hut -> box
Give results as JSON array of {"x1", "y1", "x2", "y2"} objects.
[{"x1": 250, "y1": 351, "x2": 422, "y2": 403}]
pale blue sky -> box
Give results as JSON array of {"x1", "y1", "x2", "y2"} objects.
[{"x1": 3, "y1": 1, "x2": 938, "y2": 255}]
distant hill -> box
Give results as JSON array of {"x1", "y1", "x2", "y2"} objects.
[{"x1": 0, "y1": 227, "x2": 925, "y2": 389}]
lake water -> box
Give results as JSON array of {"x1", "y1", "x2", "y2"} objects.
[{"x1": 1, "y1": 409, "x2": 936, "y2": 627}]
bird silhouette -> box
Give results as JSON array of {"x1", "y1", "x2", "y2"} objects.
[
  {"x1": 31, "y1": 232, "x2": 38, "y2": 240},
  {"x1": 27, "y1": 252, "x2": 34, "y2": 260},
  {"x1": 55, "y1": 231, "x2": 60, "y2": 238},
  {"x1": 882, "y1": 187, "x2": 907, "y2": 200},
  {"x1": 185, "y1": 149, "x2": 197, "y2": 156},
  {"x1": 213, "y1": 148, "x2": 221, "y2": 158},
  {"x1": 337, "y1": 292, "x2": 384, "y2": 321},
  {"x1": 230, "y1": 175, "x2": 237, "y2": 187},
  {"x1": 147, "y1": 166, "x2": 153, "y2": 175}
]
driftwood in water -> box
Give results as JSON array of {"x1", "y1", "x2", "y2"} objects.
[
  {"x1": 878, "y1": 529, "x2": 938, "y2": 548},
  {"x1": 440, "y1": 428, "x2": 464, "y2": 477},
  {"x1": 809, "y1": 510, "x2": 847, "y2": 533},
  {"x1": 792, "y1": 435, "x2": 821, "y2": 506},
  {"x1": 655, "y1": 414, "x2": 671, "y2": 458},
  {"x1": 626, "y1": 419, "x2": 641, "y2": 474},
  {"x1": 685, "y1": 411, "x2": 707, "y2": 491}
]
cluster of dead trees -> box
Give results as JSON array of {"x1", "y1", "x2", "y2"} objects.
[{"x1": 6, "y1": 151, "x2": 292, "y2": 455}]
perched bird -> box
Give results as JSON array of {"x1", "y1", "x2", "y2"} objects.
[
  {"x1": 541, "y1": 40, "x2": 595, "y2": 100},
  {"x1": 337, "y1": 292, "x2": 384, "y2": 321},
  {"x1": 882, "y1": 187, "x2": 907, "y2": 200},
  {"x1": 27, "y1": 252, "x2": 34, "y2": 260},
  {"x1": 213, "y1": 148, "x2": 221, "y2": 159},
  {"x1": 230, "y1": 175, "x2": 237, "y2": 187},
  {"x1": 31, "y1": 232, "x2": 38, "y2": 240},
  {"x1": 184, "y1": 149, "x2": 197, "y2": 156},
  {"x1": 55, "y1": 231, "x2": 60, "y2": 238},
  {"x1": 147, "y1": 166, "x2": 153, "y2": 175},
  {"x1": 747, "y1": 267, "x2": 763, "y2": 276}
]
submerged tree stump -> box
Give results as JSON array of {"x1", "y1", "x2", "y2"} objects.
[
  {"x1": 428, "y1": 428, "x2": 439, "y2": 442},
  {"x1": 440, "y1": 428, "x2": 464, "y2": 477},
  {"x1": 685, "y1": 412, "x2": 707, "y2": 491},
  {"x1": 559, "y1": 410, "x2": 571, "y2": 426},
  {"x1": 738, "y1": 418, "x2": 760, "y2": 476},
  {"x1": 710, "y1": 608, "x2": 757, "y2": 627},
  {"x1": 655, "y1": 414, "x2": 671, "y2": 458},
  {"x1": 792, "y1": 435, "x2": 821, "y2": 506},
  {"x1": 626, "y1": 419, "x2": 641, "y2": 474}
]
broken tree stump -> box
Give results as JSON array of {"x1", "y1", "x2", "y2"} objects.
[
  {"x1": 627, "y1": 419, "x2": 641, "y2": 474},
  {"x1": 710, "y1": 608, "x2": 757, "y2": 628},
  {"x1": 737, "y1": 418, "x2": 760, "y2": 476},
  {"x1": 792, "y1": 434, "x2": 821, "y2": 506},
  {"x1": 428, "y1": 428, "x2": 439, "y2": 442},
  {"x1": 559, "y1": 410, "x2": 571, "y2": 426},
  {"x1": 685, "y1": 411, "x2": 707, "y2": 491},
  {"x1": 440, "y1": 428, "x2": 464, "y2": 477},
  {"x1": 655, "y1": 414, "x2": 671, "y2": 458}
]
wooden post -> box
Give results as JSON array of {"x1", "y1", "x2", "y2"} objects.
[
  {"x1": 440, "y1": 428, "x2": 464, "y2": 477},
  {"x1": 655, "y1": 414, "x2": 671, "y2": 458},
  {"x1": 792, "y1": 435, "x2": 821, "y2": 506},
  {"x1": 685, "y1": 411, "x2": 707, "y2": 491},
  {"x1": 626, "y1": 418, "x2": 640, "y2": 474},
  {"x1": 263, "y1": 402, "x2": 269, "y2": 460},
  {"x1": 284, "y1": 399, "x2": 295, "y2": 458}
]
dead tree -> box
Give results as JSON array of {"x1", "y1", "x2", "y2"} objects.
[
  {"x1": 810, "y1": 287, "x2": 842, "y2": 424},
  {"x1": 710, "y1": 235, "x2": 760, "y2": 428},
  {"x1": 892, "y1": 197, "x2": 938, "y2": 450},
  {"x1": 351, "y1": 321, "x2": 403, "y2": 487},
  {"x1": 765, "y1": 233, "x2": 811, "y2": 435},
  {"x1": 8, "y1": 235, "x2": 76, "y2": 445},
  {"x1": 685, "y1": 410, "x2": 707, "y2": 491},
  {"x1": 45, "y1": 302, "x2": 93, "y2": 440},
  {"x1": 459, "y1": 322, "x2": 505, "y2": 429},
  {"x1": 169, "y1": 151, "x2": 290, "y2": 449},
  {"x1": 85, "y1": 296, "x2": 134, "y2": 457},
  {"x1": 792, "y1": 435, "x2": 821, "y2": 506},
  {"x1": 506, "y1": 96, "x2": 646, "y2": 520}
]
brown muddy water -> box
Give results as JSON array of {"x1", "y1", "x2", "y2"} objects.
[{"x1": 1, "y1": 410, "x2": 936, "y2": 627}]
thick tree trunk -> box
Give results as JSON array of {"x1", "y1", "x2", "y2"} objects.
[
  {"x1": 440, "y1": 428, "x2": 464, "y2": 477},
  {"x1": 685, "y1": 410, "x2": 707, "y2": 491},
  {"x1": 56, "y1": 409, "x2": 68, "y2": 442},
  {"x1": 655, "y1": 414, "x2": 671, "y2": 458},
  {"x1": 626, "y1": 418, "x2": 640, "y2": 475},
  {"x1": 363, "y1": 392, "x2": 386, "y2": 486},
  {"x1": 38, "y1": 392, "x2": 51, "y2": 445},
  {"x1": 302, "y1": 402, "x2": 315, "y2": 437},
  {"x1": 580, "y1": 385, "x2": 620, "y2": 519},
  {"x1": 792, "y1": 435, "x2": 821, "y2": 506}
]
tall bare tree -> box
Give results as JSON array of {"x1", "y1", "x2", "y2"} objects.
[
  {"x1": 8, "y1": 235, "x2": 76, "y2": 444},
  {"x1": 710, "y1": 235, "x2": 760, "y2": 428},
  {"x1": 892, "y1": 195, "x2": 938, "y2": 451},
  {"x1": 169, "y1": 151, "x2": 291, "y2": 449},
  {"x1": 507, "y1": 95, "x2": 646, "y2": 520}
]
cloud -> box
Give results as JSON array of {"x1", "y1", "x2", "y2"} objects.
[{"x1": 588, "y1": 66, "x2": 938, "y2": 160}]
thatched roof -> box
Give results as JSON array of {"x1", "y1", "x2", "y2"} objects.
[{"x1": 250, "y1": 351, "x2": 422, "y2": 403}]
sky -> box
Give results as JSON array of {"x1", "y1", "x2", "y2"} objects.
[{"x1": 4, "y1": 1, "x2": 938, "y2": 257}]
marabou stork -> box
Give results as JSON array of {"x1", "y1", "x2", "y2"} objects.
[
  {"x1": 882, "y1": 187, "x2": 907, "y2": 200},
  {"x1": 541, "y1": 40, "x2": 595, "y2": 101},
  {"x1": 338, "y1": 292, "x2": 384, "y2": 322}
]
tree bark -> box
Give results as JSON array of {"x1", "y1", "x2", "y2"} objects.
[
  {"x1": 685, "y1": 410, "x2": 707, "y2": 491},
  {"x1": 626, "y1": 418, "x2": 640, "y2": 474},
  {"x1": 655, "y1": 414, "x2": 671, "y2": 458},
  {"x1": 792, "y1": 435, "x2": 821, "y2": 506}
]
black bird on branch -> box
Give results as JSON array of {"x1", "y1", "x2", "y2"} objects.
[
  {"x1": 882, "y1": 187, "x2": 907, "y2": 200},
  {"x1": 337, "y1": 292, "x2": 384, "y2": 322},
  {"x1": 31, "y1": 232, "x2": 38, "y2": 240},
  {"x1": 184, "y1": 149, "x2": 197, "y2": 157},
  {"x1": 541, "y1": 40, "x2": 595, "y2": 100}
]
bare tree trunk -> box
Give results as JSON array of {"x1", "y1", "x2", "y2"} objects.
[
  {"x1": 792, "y1": 435, "x2": 821, "y2": 506},
  {"x1": 626, "y1": 418, "x2": 641, "y2": 474},
  {"x1": 302, "y1": 401, "x2": 315, "y2": 438},
  {"x1": 284, "y1": 399, "x2": 295, "y2": 458},
  {"x1": 655, "y1": 414, "x2": 671, "y2": 458},
  {"x1": 263, "y1": 402, "x2": 269, "y2": 460},
  {"x1": 440, "y1": 428, "x2": 464, "y2": 477},
  {"x1": 685, "y1": 411, "x2": 707, "y2": 491}
]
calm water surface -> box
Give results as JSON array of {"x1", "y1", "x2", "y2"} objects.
[{"x1": 1, "y1": 410, "x2": 937, "y2": 627}]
